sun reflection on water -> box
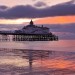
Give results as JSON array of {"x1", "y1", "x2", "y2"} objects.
[{"x1": 0, "y1": 49, "x2": 75, "y2": 75}]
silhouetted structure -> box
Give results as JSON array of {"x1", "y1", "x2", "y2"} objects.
[
  {"x1": 13, "y1": 20, "x2": 58, "y2": 41},
  {"x1": 0, "y1": 20, "x2": 58, "y2": 41}
]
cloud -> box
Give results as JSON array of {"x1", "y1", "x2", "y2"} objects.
[
  {"x1": 0, "y1": 5, "x2": 8, "y2": 10},
  {"x1": 32, "y1": 0, "x2": 37, "y2": 1},
  {"x1": 46, "y1": 24, "x2": 75, "y2": 33},
  {"x1": 54, "y1": 32, "x2": 75, "y2": 40},
  {"x1": 46, "y1": 23, "x2": 75, "y2": 39},
  {"x1": 34, "y1": 1, "x2": 47, "y2": 7},
  {"x1": 0, "y1": 1, "x2": 75, "y2": 19},
  {"x1": 0, "y1": 24, "x2": 23, "y2": 31},
  {"x1": 0, "y1": 5, "x2": 38, "y2": 19}
]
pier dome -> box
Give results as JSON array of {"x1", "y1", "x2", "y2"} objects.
[
  {"x1": 21, "y1": 20, "x2": 49, "y2": 34},
  {"x1": 30, "y1": 20, "x2": 34, "y2": 25}
]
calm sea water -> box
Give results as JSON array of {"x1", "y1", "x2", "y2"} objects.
[
  {"x1": 0, "y1": 40, "x2": 75, "y2": 52},
  {"x1": 0, "y1": 40, "x2": 75, "y2": 75}
]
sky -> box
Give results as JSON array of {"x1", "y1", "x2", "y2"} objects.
[
  {"x1": 0, "y1": 0, "x2": 75, "y2": 24},
  {"x1": 0, "y1": 0, "x2": 75, "y2": 39}
]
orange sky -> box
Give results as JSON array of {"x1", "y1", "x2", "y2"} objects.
[
  {"x1": 0, "y1": 16, "x2": 75, "y2": 24},
  {"x1": 35, "y1": 16, "x2": 75, "y2": 24}
]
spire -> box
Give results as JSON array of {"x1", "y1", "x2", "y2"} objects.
[{"x1": 30, "y1": 20, "x2": 34, "y2": 25}]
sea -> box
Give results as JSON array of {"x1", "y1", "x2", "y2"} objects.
[{"x1": 0, "y1": 40, "x2": 75, "y2": 75}]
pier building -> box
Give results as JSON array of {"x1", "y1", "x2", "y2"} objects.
[{"x1": 13, "y1": 20, "x2": 58, "y2": 41}]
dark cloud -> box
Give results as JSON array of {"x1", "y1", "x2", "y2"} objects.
[
  {"x1": 34, "y1": 1, "x2": 47, "y2": 7},
  {"x1": 0, "y1": 5, "x2": 8, "y2": 10},
  {"x1": 0, "y1": 2, "x2": 75, "y2": 19},
  {"x1": 46, "y1": 23, "x2": 75, "y2": 33},
  {"x1": 0, "y1": 5, "x2": 38, "y2": 19},
  {"x1": 46, "y1": 23, "x2": 75, "y2": 39}
]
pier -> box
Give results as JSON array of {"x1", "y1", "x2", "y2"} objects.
[
  {"x1": 0, "y1": 20, "x2": 58, "y2": 41},
  {"x1": 13, "y1": 34, "x2": 58, "y2": 41},
  {"x1": 0, "y1": 33, "x2": 58, "y2": 41}
]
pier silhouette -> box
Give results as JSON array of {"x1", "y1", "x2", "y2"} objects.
[{"x1": 0, "y1": 20, "x2": 58, "y2": 41}]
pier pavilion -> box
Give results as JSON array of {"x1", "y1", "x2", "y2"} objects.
[{"x1": 0, "y1": 20, "x2": 58, "y2": 41}]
